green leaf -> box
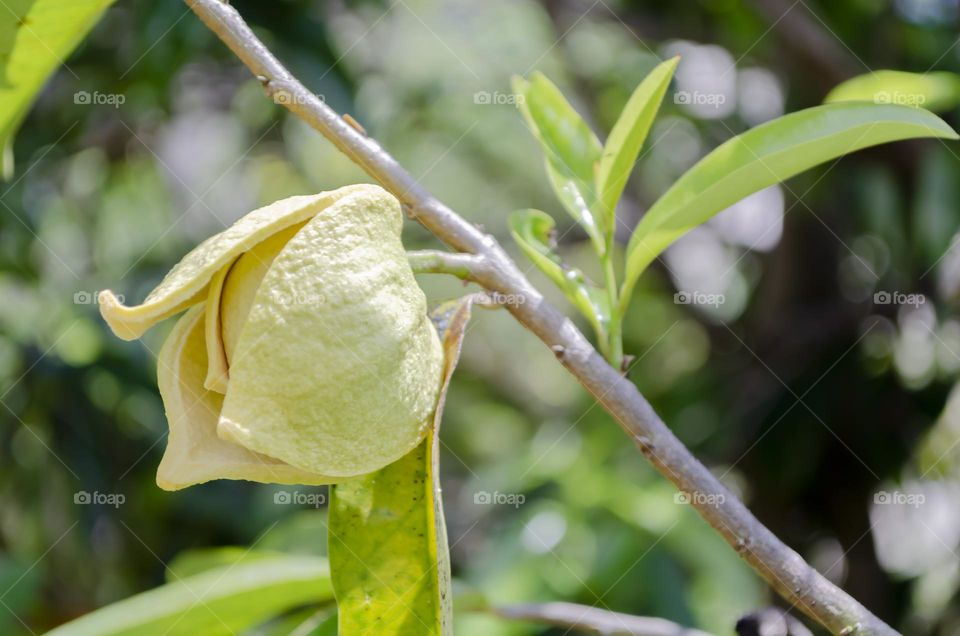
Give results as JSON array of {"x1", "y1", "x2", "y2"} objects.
[
  {"x1": 329, "y1": 440, "x2": 448, "y2": 635},
  {"x1": 509, "y1": 208, "x2": 608, "y2": 339},
  {"x1": 513, "y1": 72, "x2": 606, "y2": 252},
  {"x1": 825, "y1": 70, "x2": 960, "y2": 113},
  {"x1": 165, "y1": 547, "x2": 287, "y2": 581},
  {"x1": 329, "y1": 298, "x2": 474, "y2": 636},
  {"x1": 45, "y1": 556, "x2": 333, "y2": 636},
  {"x1": 0, "y1": 0, "x2": 115, "y2": 178},
  {"x1": 621, "y1": 102, "x2": 959, "y2": 307},
  {"x1": 595, "y1": 57, "x2": 679, "y2": 233}
]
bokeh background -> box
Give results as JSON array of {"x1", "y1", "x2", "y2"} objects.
[{"x1": 3, "y1": 0, "x2": 960, "y2": 633}]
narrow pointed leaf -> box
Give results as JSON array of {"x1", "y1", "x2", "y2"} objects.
[
  {"x1": 328, "y1": 298, "x2": 475, "y2": 636},
  {"x1": 513, "y1": 73, "x2": 605, "y2": 251},
  {"x1": 0, "y1": 0, "x2": 115, "y2": 178},
  {"x1": 45, "y1": 557, "x2": 332, "y2": 636},
  {"x1": 595, "y1": 57, "x2": 679, "y2": 232},
  {"x1": 509, "y1": 209, "x2": 608, "y2": 338},
  {"x1": 825, "y1": 70, "x2": 960, "y2": 113},
  {"x1": 165, "y1": 547, "x2": 287, "y2": 581},
  {"x1": 622, "y1": 102, "x2": 958, "y2": 305}
]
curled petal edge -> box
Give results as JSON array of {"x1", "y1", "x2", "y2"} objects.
[{"x1": 99, "y1": 184, "x2": 384, "y2": 341}]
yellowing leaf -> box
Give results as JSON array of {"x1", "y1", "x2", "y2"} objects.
[{"x1": 329, "y1": 297, "x2": 475, "y2": 636}]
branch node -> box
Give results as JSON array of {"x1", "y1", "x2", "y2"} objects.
[
  {"x1": 551, "y1": 344, "x2": 566, "y2": 358},
  {"x1": 634, "y1": 435, "x2": 655, "y2": 453},
  {"x1": 342, "y1": 113, "x2": 367, "y2": 136},
  {"x1": 840, "y1": 624, "x2": 861, "y2": 635}
]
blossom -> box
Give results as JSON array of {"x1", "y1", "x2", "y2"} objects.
[{"x1": 99, "y1": 185, "x2": 444, "y2": 490}]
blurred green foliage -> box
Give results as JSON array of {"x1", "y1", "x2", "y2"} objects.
[{"x1": 4, "y1": 0, "x2": 960, "y2": 634}]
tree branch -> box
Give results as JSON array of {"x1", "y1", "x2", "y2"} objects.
[
  {"x1": 183, "y1": 1, "x2": 897, "y2": 633},
  {"x1": 492, "y1": 602, "x2": 712, "y2": 636}
]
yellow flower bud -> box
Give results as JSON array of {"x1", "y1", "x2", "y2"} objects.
[{"x1": 99, "y1": 185, "x2": 444, "y2": 490}]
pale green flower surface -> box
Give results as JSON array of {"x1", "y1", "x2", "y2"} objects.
[{"x1": 99, "y1": 184, "x2": 444, "y2": 490}]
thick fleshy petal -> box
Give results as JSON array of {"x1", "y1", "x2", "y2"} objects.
[
  {"x1": 203, "y1": 223, "x2": 304, "y2": 393},
  {"x1": 156, "y1": 304, "x2": 337, "y2": 491},
  {"x1": 99, "y1": 185, "x2": 377, "y2": 341},
  {"x1": 218, "y1": 186, "x2": 444, "y2": 477},
  {"x1": 220, "y1": 222, "x2": 305, "y2": 364},
  {"x1": 202, "y1": 259, "x2": 234, "y2": 393}
]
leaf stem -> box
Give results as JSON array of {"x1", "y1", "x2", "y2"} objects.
[
  {"x1": 407, "y1": 250, "x2": 486, "y2": 281},
  {"x1": 600, "y1": 248, "x2": 623, "y2": 370}
]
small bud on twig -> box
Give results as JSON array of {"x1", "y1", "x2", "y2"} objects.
[{"x1": 342, "y1": 113, "x2": 367, "y2": 136}]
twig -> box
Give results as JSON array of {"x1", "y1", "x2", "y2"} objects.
[
  {"x1": 408, "y1": 250, "x2": 486, "y2": 281},
  {"x1": 182, "y1": 1, "x2": 898, "y2": 633},
  {"x1": 736, "y1": 607, "x2": 814, "y2": 636},
  {"x1": 492, "y1": 602, "x2": 712, "y2": 636}
]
